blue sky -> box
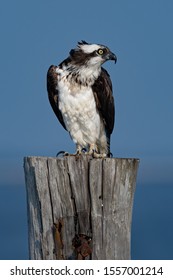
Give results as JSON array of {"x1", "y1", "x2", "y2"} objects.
[{"x1": 0, "y1": 0, "x2": 173, "y2": 259}]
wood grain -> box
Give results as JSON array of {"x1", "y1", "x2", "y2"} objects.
[{"x1": 24, "y1": 156, "x2": 139, "y2": 260}]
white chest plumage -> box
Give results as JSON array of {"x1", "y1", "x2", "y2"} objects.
[{"x1": 56, "y1": 68, "x2": 101, "y2": 148}]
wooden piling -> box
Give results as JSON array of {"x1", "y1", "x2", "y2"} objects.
[{"x1": 24, "y1": 156, "x2": 139, "y2": 260}]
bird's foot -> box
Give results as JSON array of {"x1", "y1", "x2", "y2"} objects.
[
  {"x1": 95, "y1": 151, "x2": 113, "y2": 158},
  {"x1": 56, "y1": 151, "x2": 77, "y2": 157},
  {"x1": 87, "y1": 144, "x2": 107, "y2": 158},
  {"x1": 91, "y1": 151, "x2": 107, "y2": 158},
  {"x1": 56, "y1": 148, "x2": 111, "y2": 158},
  {"x1": 56, "y1": 148, "x2": 87, "y2": 158},
  {"x1": 56, "y1": 151, "x2": 68, "y2": 157}
]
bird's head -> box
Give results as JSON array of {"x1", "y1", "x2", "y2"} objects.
[{"x1": 69, "y1": 40, "x2": 117, "y2": 68}]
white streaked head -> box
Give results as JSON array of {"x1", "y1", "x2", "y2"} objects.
[
  {"x1": 68, "y1": 40, "x2": 117, "y2": 71},
  {"x1": 78, "y1": 42, "x2": 102, "y2": 54},
  {"x1": 76, "y1": 40, "x2": 117, "y2": 64},
  {"x1": 60, "y1": 41, "x2": 116, "y2": 86}
]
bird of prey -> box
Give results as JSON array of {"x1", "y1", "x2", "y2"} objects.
[{"x1": 47, "y1": 41, "x2": 117, "y2": 158}]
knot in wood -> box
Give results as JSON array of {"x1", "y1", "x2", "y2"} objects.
[{"x1": 72, "y1": 234, "x2": 92, "y2": 260}]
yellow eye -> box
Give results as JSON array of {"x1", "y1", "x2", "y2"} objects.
[{"x1": 97, "y1": 49, "x2": 104, "y2": 55}]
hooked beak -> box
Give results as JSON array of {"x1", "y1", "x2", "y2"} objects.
[{"x1": 106, "y1": 51, "x2": 117, "y2": 63}]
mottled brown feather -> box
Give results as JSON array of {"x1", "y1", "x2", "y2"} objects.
[
  {"x1": 47, "y1": 65, "x2": 115, "y2": 142},
  {"x1": 92, "y1": 67, "x2": 115, "y2": 136},
  {"x1": 47, "y1": 65, "x2": 67, "y2": 130}
]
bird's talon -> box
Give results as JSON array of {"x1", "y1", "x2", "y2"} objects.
[
  {"x1": 109, "y1": 152, "x2": 113, "y2": 158},
  {"x1": 92, "y1": 151, "x2": 107, "y2": 158},
  {"x1": 56, "y1": 151, "x2": 66, "y2": 157}
]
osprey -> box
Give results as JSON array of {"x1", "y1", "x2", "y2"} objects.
[{"x1": 47, "y1": 41, "x2": 117, "y2": 158}]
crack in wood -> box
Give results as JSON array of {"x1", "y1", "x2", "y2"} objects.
[
  {"x1": 66, "y1": 164, "x2": 79, "y2": 234},
  {"x1": 53, "y1": 220, "x2": 64, "y2": 260},
  {"x1": 46, "y1": 159, "x2": 55, "y2": 224}
]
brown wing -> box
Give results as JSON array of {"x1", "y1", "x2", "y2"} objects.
[
  {"x1": 92, "y1": 67, "x2": 115, "y2": 136},
  {"x1": 47, "y1": 65, "x2": 67, "y2": 130}
]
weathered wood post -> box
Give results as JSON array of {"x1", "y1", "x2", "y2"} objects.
[{"x1": 24, "y1": 155, "x2": 139, "y2": 260}]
